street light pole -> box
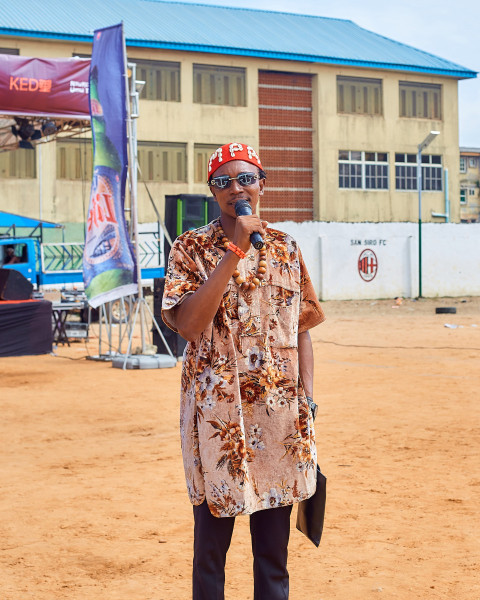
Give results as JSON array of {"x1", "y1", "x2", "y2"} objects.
[{"x1": 417, "y1": 130, "x2": 440, "y2": 298}]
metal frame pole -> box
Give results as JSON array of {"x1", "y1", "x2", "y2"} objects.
[
  {"x1": 38, "y1": 143, "x2": 42, "y2": 221},
  {"x1": 416, "y1": 131, "x2": 440, "y2": 299},
  {"x1": 122, "y1": 26, "x2": 146, "y2": 352},
  {"x1": 445, "y1": 168, "x2": 449, "y2": 223},
  {"x1": 417, "y1": 150, "x2": 422, "y2": 298}
]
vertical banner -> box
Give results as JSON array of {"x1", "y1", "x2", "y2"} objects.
[{"x1": 83, "y1": 23, "x2": 137, "y2": 308}]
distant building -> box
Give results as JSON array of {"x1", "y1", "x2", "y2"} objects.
[
  {"x1": 459, "y1": 148, "x2": 480, "y2": 222},
  {"x1": 0, "y1": 1, "x2": 477, "y2": 230}
]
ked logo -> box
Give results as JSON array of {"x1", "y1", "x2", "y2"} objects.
[
  {"x1": 358, "y1": 249, "x2": 378, "y2": 282},
  {"x1": 9, "y1": 76, "x2": 52, "y2": 93}
]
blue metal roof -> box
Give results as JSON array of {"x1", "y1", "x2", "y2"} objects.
[{"x1": 0, "y1": 0, "x2": 476, "y2": 79}]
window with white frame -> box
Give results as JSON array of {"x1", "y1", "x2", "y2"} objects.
[
  {"x1": 469, "y1": 157, "x2": 477, "y2": 168},
  {"x1": 338, "y1": 150, "x2": 389, "y2": 190},
  {"x1": 460, "y1": 189, "x2": 467, "y2": 204},
  {"x1": 337, "y1": 76, "x2": 383, "y2": 116},
  {"x1": 469, "y1": 188, "x2": 476, "y2": 196},
  {"x1": 399, "y1": 81, "x2": 442, "y2": 119},
  {"x1": 395, "y1": 153, "x2": 442, "y2": 191},
  {"x1": 460, "y1": 157, "x2": 466, "y2": 173}
]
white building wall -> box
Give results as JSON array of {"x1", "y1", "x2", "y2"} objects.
[{"x1": 271, "y1": 221, "x2": 480, "y2": 299}]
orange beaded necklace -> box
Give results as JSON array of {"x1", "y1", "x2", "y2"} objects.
[{"x1": 218, "y1": 226, "x2": 267, "y2": 292}]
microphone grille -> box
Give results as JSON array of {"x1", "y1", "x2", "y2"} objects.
[{"x1": 234, "y1": 199, "x2": 251, "y2": 215}]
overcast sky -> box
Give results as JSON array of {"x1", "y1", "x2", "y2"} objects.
[{"x1": 176, "y1": 0, "x2": 479, "y2": 148}]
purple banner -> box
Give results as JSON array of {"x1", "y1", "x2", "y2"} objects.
[{"x1": 83, "y1": 23, "x2": 137, "y2": 308}]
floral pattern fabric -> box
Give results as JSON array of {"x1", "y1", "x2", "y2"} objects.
[{"x1": 162, "y1": 219, "x2": 325, "y2": 517}]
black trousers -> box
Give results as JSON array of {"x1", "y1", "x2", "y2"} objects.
[{"x1": 192, "y1": 500, "x2": 293, "y2": 600}]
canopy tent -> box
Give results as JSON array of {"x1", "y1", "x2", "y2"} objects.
[
  {"x1": 0, "y1": 55, "x2": 91, "y2": 151},
  {"x1": 0, "y1": 210, "x2": 64, "y2": 238},
  {"x1": 0, "y1": 210, "x2": 63, "y2": 229}
]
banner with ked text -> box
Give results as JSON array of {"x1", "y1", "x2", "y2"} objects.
[
  {"x1": 0, "y1": 55, "x2": 90, "y2": 118},
  {"x1": 83, "y1": 23, "x2": 137, "y2": 308}
]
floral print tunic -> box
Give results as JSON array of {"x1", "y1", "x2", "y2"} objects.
[{"x1": 162, "y1": 218, "x2": 325, "y2": 517}]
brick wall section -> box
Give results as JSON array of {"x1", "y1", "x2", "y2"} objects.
[{"x1": 258, "y1": 71, "x2": 314, "y2": 223}]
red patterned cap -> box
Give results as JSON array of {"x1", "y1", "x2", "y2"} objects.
[{"x1": 207, "y1": 142, "x2": 263, "y2": 180}]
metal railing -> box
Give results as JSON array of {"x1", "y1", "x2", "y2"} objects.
[{"x1": 40, "y1": 234, "x2": 163, "y2": 273}]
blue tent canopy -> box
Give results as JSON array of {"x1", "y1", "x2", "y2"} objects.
[{"x1": 0, "y1": 210, "x2": 63, "y2": 229}]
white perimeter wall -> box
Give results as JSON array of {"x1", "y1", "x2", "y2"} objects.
[{"x1": 271, "y1": 221, "x2": 480, "y2": 300}]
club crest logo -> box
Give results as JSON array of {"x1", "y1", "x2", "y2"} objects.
[{"x1": 358, "y1": 249, "x2": 378, "y2": 282}]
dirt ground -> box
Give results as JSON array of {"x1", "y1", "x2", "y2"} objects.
[{"x1": 1, "y1": 296, "x2": 479, "y2": 600}]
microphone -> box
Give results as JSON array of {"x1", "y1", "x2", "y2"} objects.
[{"x1": 234, "y1": 200, "x2": 264, "y2": 250}]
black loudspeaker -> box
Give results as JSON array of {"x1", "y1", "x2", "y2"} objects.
[
  {"x1": 164, "y1": 194, "x2": 220, "y2": 260},
  {"x1": 0, "y1": 268, "x2": 34, "y2": 300},
  {"x1": 152, "y1": 277, "x2": 187, "y2": 358}
]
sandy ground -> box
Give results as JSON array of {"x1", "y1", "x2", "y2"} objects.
[{"x1": 1, "y1": 296, "x2": 479, "y2": 600}]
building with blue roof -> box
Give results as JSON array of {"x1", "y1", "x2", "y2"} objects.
[
  {"x1": 459, "y1": 147, "x2": 480, "y2": 222},
  {"x1": 0, "y1": 0, "x2": 476, "y2": 226}
]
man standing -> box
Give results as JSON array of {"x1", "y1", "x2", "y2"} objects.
[{"x1": 162, "y1": 142, "x2": 325, "y2": 599}]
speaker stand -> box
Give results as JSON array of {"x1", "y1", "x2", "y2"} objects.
[{"x1": 111, "y1": 295, "x2": 177, "y2": 370}]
